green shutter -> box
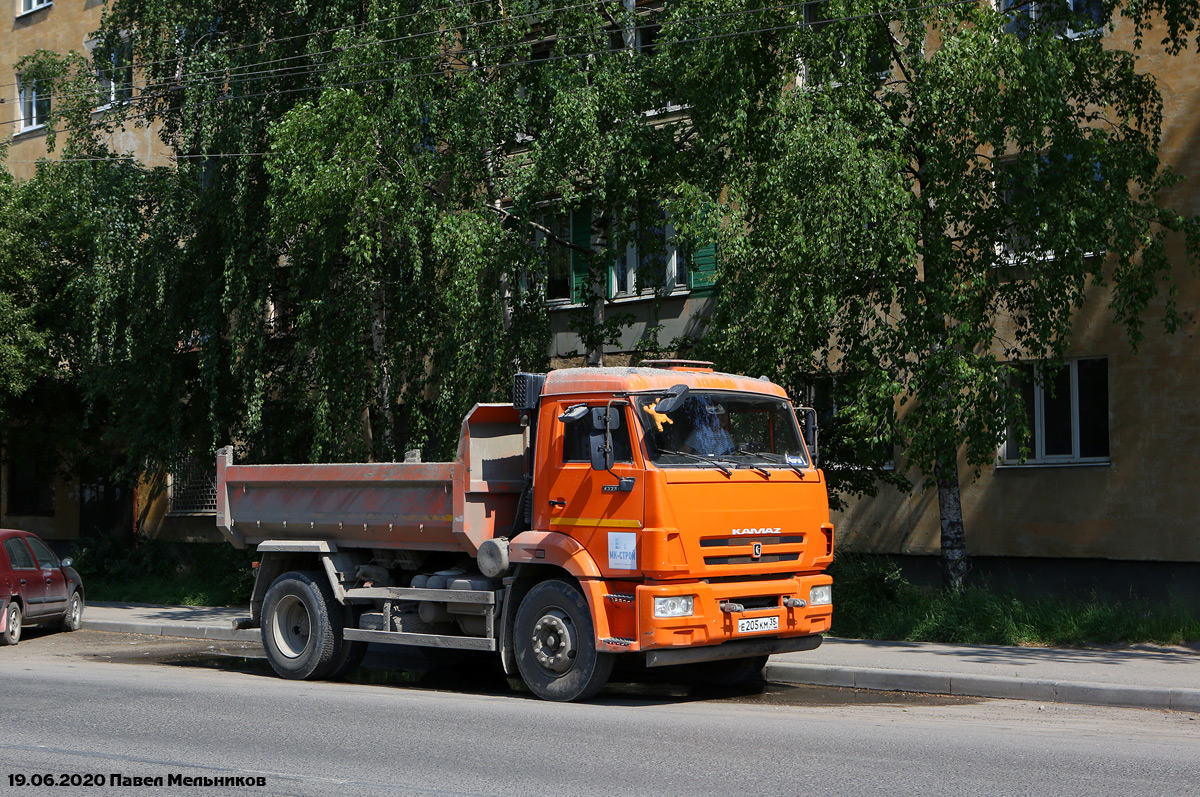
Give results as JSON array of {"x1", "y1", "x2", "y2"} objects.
[
  {"x1": 570, "y1": 203, "x2": 591, "y2": 304},
  {"x1": 689, "y1": 241, "x2": 718, "y2": 291}
]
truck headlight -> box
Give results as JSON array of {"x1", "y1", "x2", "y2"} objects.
[
  {"x1": 653, "y1": 596, "x2": 695, "y2": 618},
  {"x1": 809, "y1": 585, "x2": 832, "y2": 606}
]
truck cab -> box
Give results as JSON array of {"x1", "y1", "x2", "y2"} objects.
[{"x1": 511, "y1": 361, "x2": 833, "y2": 681}]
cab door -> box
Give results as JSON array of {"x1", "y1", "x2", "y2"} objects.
[{"x1": 534, "y1": 399, "x2": 645, "y2": 578}]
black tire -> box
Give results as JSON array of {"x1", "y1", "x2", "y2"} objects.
[
  {"x1": 513, "y1": 579, "x2": 614, "y2": 702},
  {"x1": 61, "y1": 592, "x2": 84, "y2": 632},
  {"x1": 326, "y1": 607, "x2": 367, "y2": 679},
  {"x1": 683, "y1": 654, "x2": 769, "y2": 686},
  {"x1": 2, "y1": 601, "x2": 22, "y2": 646},
  {"x1": 261, "y1": 571, "x2": 345, "y2": 680}
]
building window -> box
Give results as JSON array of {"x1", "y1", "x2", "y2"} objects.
[
  {"x1": 6, "y1": 460, "x2": 55, "y2": 516},
  {"x1": 19, "y1": 0, "x2": 51, "y2": 14},
  {"x1": 535, "y1": 211, "x2": 575, "y2": 303},
  {"x1": 1002, "y1": 0, "x2": 1104, "y2": 39},
  {"x1": 98, "y1": 39, "x2": 134, "y2": 107},
  {"x1": 17, "y1": 79, "x2": 49, "y2": 131},
  {"x1": 612, "y1": 212, "x2": 688, "y2": 298},
  {"x1": 1003, "y1": 357, "x2": 1109, "y2": 465}
]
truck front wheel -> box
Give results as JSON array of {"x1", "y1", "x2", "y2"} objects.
[
  {"x1": 514, "y1": 579, "x2": 614, "y2": 702},
  {"x1": 261, "y1": 571, "x2": 343, "y2": 680}
]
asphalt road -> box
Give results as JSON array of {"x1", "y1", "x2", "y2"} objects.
[{"x1": 2, "y1": 630, "x2": 1198, "y2": 797}]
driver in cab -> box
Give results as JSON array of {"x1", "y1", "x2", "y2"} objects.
[{"x1": 681, "y1": 400, "x2": 735, "y2": 456}]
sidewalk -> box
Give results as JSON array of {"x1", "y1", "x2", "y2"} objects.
[{"x1": 84, "y1": 602, "x2": 1200, "y2": 712}]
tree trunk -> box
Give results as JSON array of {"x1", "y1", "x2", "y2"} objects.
[
  {"x1": 369, "y1": 283, "x2": 395, "y2": 459},
  {"x1": 936, "y1": 456, "x2": 968, "y2": 593}
]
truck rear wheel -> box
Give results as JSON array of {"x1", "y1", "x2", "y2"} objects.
[
  {"x1": 514, "y1": 579, "x2": 613, "y2": 702},
  {"x1": 261, "y1": 571, "x2": 344, "y2": 680}
]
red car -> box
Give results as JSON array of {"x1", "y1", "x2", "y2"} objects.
[{"x1": 0, "y1": 529, "x2": 84, "y2": 646}]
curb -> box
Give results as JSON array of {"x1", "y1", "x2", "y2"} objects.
[
  {"x1": 82, "y1": 618, "x2": 259, "y2": 643},
  {"x1": 765, "y1": 662, "x2": 1200, "y2": 713}
]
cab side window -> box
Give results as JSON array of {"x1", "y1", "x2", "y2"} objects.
[
  {"x1": 562, "y1": 408, "x2": 634, "y2": 463},
  {"x1": 3, "y1": 538, "x2": 36, "y2": 570}
]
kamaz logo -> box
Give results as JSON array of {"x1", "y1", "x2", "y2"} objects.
[{"x1": 731, "y1": 527, "x2": 782, "y2": 535}]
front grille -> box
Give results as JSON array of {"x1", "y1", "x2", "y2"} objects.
[
  {"x1": 700, "y1": 535, "x2": 805, "y2": 547},
  {"x1": 704, "y1": 552, "x2": 800, "y2": 566},
  {"x1": 699, "y1": 533, "x2": 806, "y2": 568},
  {"x1": 706, "y1": 573, "x2": 793, "y2": 584}
]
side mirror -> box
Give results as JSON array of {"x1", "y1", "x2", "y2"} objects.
[
  {"x1": 61, "y1": 557, "x2": 74, "y2": 568},
  {"x1": 801, "y1": 407, "x2": 819, "y2": 466},
  {"x1": 590, "y1": 431, "x2": 615, "y2": 471},
  {"x1": 652, "y1": 384, "x2": 690, "y2": 415},
  {"x1": 591, "y1": 406, "x2": 619, "y2": 430},
  {"x1": 559, "y1": 404, "x2": 589, "y2": 423}
]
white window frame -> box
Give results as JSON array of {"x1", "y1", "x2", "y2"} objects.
[
  {"x1": 1000, "y1": 357, "x2": 1110, "y2": 467},
  {"x1": 17, "y1": 78, "x2": 48, "y2": 132},
  {"x1": 999, "y1": 0, "x2": 1104, "y2": 40},
  {"x1": 88, "y1": 36, "x2": 134, "y2": 110},
  {"x1": 17, "y1": 0, "x2": 52, "y2": 17},
  {"x1": 611, "y1": 217, "x2": 688, "y2": 299}
]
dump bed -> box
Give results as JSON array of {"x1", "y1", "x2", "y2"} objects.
[{"x1": 216, "y1": 404, "x2": 524, "y2": 554}]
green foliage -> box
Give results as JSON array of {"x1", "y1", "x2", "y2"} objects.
[
  {"x1": 3, "y1": 1, "x2": 1199, "y2": 579},
  {"x1": 831, "y1": 554, "x2": 1200, "y2": 646},
  {"x1": 71, "y1": 537, "x2": 257, "y2": 606}
]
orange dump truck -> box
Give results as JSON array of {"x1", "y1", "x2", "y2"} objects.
[{"x1": 217, "y1": 361, "x2": 833, "y2": 701}]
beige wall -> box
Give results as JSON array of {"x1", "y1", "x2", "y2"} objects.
[
  {"x1": 837, "y1": 16, "x2": 1200, "y2": 563},
  {"x1": 3, "y1": 0, "x2": 168, "y2": 181}
]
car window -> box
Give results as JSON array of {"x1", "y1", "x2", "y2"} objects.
[
  {"x1": 3, "y1": 538, "x2": 36, "y2": 570},
  {"x1": 26, "y1": 536, "x2": 60, "y2": 569}
]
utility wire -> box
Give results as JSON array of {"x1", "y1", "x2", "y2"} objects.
[
  {"x1": 2, "y1": 0, "x2": 980, "y2": 149},
  {"x1": 3, "y1": 0, "x2": 814, "y2": 105},
  {"x1": 0, "y1": 0, "x2": 519, "y2": 94}
]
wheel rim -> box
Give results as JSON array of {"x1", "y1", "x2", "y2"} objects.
[
  {"x1": 7, "y1": 605, "x2": 19, "y2": 642},
  {"x1": 530, "y1": 607, "x2": 576, "y2": 675},
  {"x1": 272, "y1": 595, "x2": 311, "y2": 659},
  {"x1": 68, "y1": 596, "x2": 81, "y2": 626}
]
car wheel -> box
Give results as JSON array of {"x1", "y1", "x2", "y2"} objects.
[
  {"x1": 514, "y1": 579, "x2": 613, "y2": 702},
  {"x1": 260, "y1": 571, "x2": 344, "y2": 680},
  {"x1": 61, "y1": 592, "x2": 84, "y2": 632},
  {"x1": 1, "y1": 602, "x2": 21, "y2": 646}
]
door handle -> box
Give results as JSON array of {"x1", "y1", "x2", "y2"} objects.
[
  {"x1": 19, "y1": 579, "x2": 26, "y2": 585},
  {"x1": 548, "y1": 499, "x2": 566, "y2": 508}
]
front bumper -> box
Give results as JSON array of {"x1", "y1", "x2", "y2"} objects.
[
  {"x1": 644, "y1": 633, "x2": 822, "y2": 667},
  {"x1": 584, "y1": 572, "x2": 832, "y2": 655},
  {"x1": 636, "y1": 573, "x2": 832, "y2": 651}
]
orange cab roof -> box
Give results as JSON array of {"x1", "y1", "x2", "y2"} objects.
[{"x1": 541, "y1": 367, "x2": 789, "y2": 399}]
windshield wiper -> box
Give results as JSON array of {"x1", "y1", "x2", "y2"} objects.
[
  {"x1": 749, "y1": 451, "x2": 808, "y2": 478},
  {"x1": 657, "y1": 449, "x2": 733, "y2": 476},
  {"x1": 733, "y1": 449, "x2": 771, "y2": 478}
]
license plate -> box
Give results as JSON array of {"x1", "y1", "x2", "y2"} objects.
[{"x1": 737, "y1": 616, "x2": 779, "y2": 634}]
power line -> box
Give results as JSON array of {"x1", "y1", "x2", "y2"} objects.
[
  {"x1": 2, "y1": 0, "x2": 980, "y2": 147},
  {"x1": 0, "y1": 0, "x2": 515, "y2": 94},
  {"x1": 2, "y1": 0, "x2": 808, "y2": 106}
]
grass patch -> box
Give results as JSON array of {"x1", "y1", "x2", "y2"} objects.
[
  {"x1": 830, "y1": 553, "x2": 1200, "y2": 647},
  {"x1": 70, "y1": 537, "x2": 256, "y2": 607}
]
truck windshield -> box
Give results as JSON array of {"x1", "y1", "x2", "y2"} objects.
[{"x1": 633, "y1": 391, "x2": 810, "y2": 470}]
